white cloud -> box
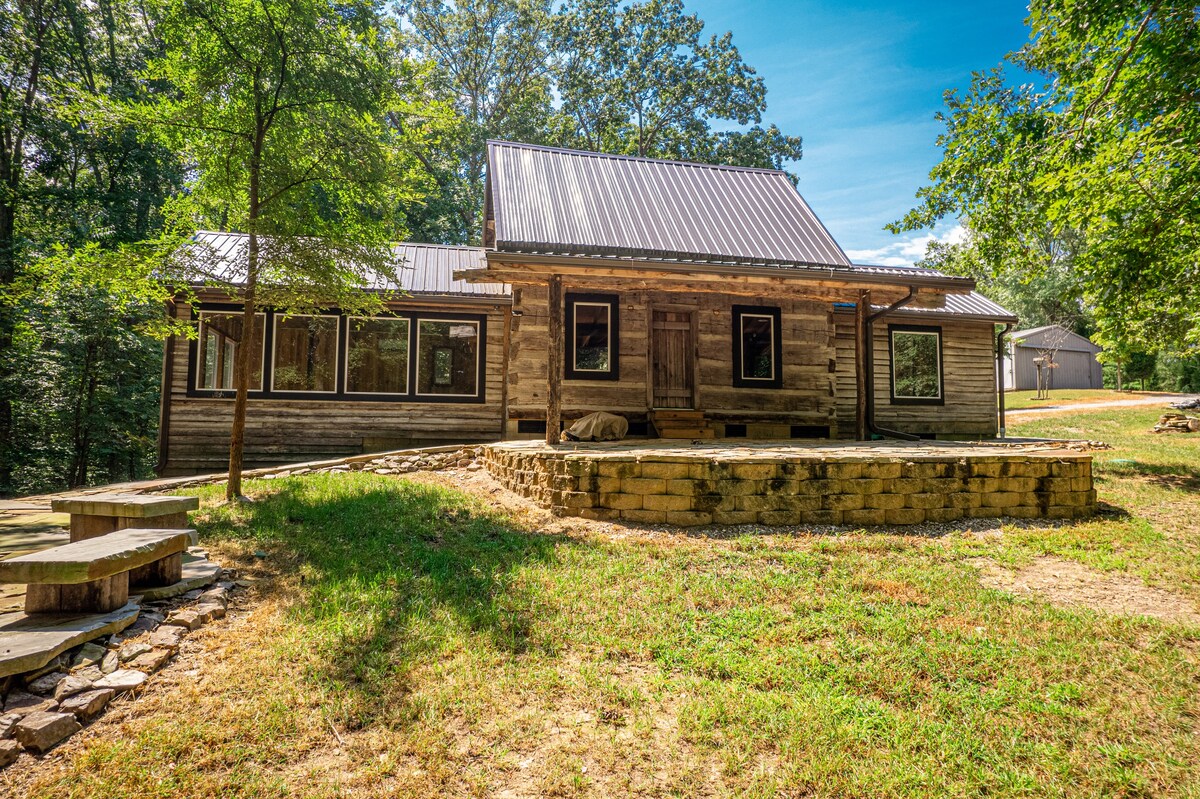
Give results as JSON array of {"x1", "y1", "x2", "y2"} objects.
[{"x1": 844, "y1": 224, "x2": 966, "y2": 268}]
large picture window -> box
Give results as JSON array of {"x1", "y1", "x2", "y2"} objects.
[
  {"x1": 196, "y1": 311, "x2": 265, "y2": 391},
  {"x1": 416, "y1": 319, "x2": 480, "y2": 397},
  {"x1": 565, "y1": 293, "x2": 619, "y2": 380},
  {"x1": 890, "y1": 325, "x2": 943, "y2": 404},
  {"x1": 732, "y1": 305, "x2": 782, "y2": 389},
  {"x1": 345, "y1": 317, "x2": 409, "y2": 394},
  {"x1": 272, "y1": 314, "x2": 339, "y2": 393}
]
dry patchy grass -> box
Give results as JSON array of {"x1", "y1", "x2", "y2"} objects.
[{"x1": 11, "y1": 407, "x2": 1200, "y2": 797}]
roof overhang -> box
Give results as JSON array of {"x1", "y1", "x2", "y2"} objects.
[{"x1": 461, "y1": 250, "x2": 974, "y2": 295}]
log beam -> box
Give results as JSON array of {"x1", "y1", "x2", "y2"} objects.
[
  {"x1": 855, "y1": 290, "x2": 871, "y2": 440},
  {"x1": 546, "y1": 275, "x2": 563, "y2": 445}
]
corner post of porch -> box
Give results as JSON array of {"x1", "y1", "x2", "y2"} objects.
[
  {"x1": 546, "y1": 275, "x2": 563, "y2": 445},
  {"x1": 854, "y1": 289, "x2": 871, "y2": 440}
]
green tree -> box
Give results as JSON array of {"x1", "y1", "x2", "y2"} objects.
[
  {"x1": 894, "y1": 3, "x2": 1200, "y2": 350},
  {"x1": 146, "y1": 0, "x2": 413, "y2": 500},
  {"x1": 0, "y1": 0, "x2": 184, "y2": 495},
  {"x1": 401, "y1": 0, "x2": 554, "y2": 243},
  {"x1": 551, "y1": 0, "x2": 803, "y2": 175}
]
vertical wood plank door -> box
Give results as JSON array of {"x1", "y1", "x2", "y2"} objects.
[{"x1": 651, "y1": 310, "x2": 696, "y2": 409}]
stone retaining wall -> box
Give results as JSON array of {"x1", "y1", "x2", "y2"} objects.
[{"x1": 482, "y1": 445, "x2": 1096, "y2": 527}]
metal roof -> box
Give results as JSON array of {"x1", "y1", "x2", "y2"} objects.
[
  {"x1": 887, "y1": 291, "x2": 1018, "y2": 323},
  {"x1": 184, "y1": 231, "x2": 508, "y2": 298},
  {"x1": 1010, "y1": 324, "x2": 1101, "y2": 352},
  {"x1": 485, "y1": 141, "x2": 854, "y2": 269}
]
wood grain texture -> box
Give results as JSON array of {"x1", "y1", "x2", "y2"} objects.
[
  {"x1": 0, "y1": 529, "x2": 196, "y2": 585},
  {"x1": 508, "y1": 283, "x2": 838, "y2": 432},
  {"x1": 834, "y1": 313, "x2": 998, "y2": 437},
  {"x1": 162, "y1": 299, "x2": 509, "y2": 473}
]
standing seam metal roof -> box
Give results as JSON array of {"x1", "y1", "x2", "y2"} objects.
[
  {"x1": 184, "y1": 231, "x2": 508, "y2": 298},
  {"x1": 486, "y1": 141, "x2": 853, "y2": 268}
]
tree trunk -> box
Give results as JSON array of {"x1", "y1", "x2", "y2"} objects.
[
  {"x1": 0, "y1": 200, "x2": 15, "y2": 494},
  {"x1": 226, "y1": 146, "x2": 262, "y2": 501}
]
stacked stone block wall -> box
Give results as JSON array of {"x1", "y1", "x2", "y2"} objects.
[{"x1": 482, "y1": 447, "x2": 1097, "y2": 527}]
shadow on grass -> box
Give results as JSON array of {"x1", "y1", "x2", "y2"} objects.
[
  {"x1": 1099, "y1": 460, "x2": 1200, "y2": 492},
  {"x1": 193, "y1": 475, "x2": 573, "y2": 727}
]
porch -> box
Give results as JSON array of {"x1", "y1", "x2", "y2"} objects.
[{"x1": 482, "y1": 439, "x2": 1097, "y2": 527}]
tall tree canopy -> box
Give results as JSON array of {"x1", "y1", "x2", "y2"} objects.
[
  {"x1": 402, "y1": 0, "x2": 554, "y2": 243},
  {"x1": 147, "y1": 0, "x2": 415, "y2": 499},
  {"x1": 894, "y1": 2, "x2": 1200, "y2": 350},
  {"x1": 552, "y1": 0, "x2": 802, "y2": 175},
  {"x1": 0, "y1": 0, "x2": 184, "y2": 495}
]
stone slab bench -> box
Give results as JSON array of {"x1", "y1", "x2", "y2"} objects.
[
  {"x1": 0, "y1": 528, "x2": 196, "y2": 614},
  {"x1": 0, "y1": 601, "x2": 139, "y2": 678},
  {"x1": 50, "y1": 494, "x2": 199, "y2": 543}
]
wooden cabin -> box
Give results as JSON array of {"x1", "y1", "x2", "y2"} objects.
[{"x1": 157, "y1": 141, "x2": 1017, "y2": 474}]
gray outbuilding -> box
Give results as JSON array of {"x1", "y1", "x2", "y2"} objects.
[{"x1": 1004, "y1": 324, "x2": 1103, "y2": 391}]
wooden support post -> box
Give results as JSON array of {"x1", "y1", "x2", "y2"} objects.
[
  {"x1": 129, "y1": 552, "x2": 184, "y2": 588},
  {"x1": 854, "y1": 289, "x2": 871, "y2": 440},
  {"x1": 546, "y1": 275, "x2": 563, "y2": 445},
  {"x1": 25, "y1": 573, "x2": 130, "y2": 614}
]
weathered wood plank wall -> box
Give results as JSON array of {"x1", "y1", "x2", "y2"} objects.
[
  {"x1": 834, "y1": 313, "x2": 998, "y2": 437},
  {"x1": 162, "y1": 299, "x2": 508, "y2": 474},
  {"x1": 506, "y1": 283, "x2": 838, "y2": 435}
]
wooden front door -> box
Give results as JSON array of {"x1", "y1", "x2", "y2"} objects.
[{"x1": 650, "y1": 309, "x2": 696, "y2": 409}]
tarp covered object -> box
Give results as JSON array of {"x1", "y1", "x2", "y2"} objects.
[{"x1": 562, "y1": 412, "x2": 629, "y2": 442}]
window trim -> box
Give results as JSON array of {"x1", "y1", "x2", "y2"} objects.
[
  {"x1": 187, "y1": 304, "x2": 487, "y2": 404},
  {"x1": 888, "y1": 324, "x2": 945, "y2": 405},
  {"x1": 343, "y1": 315, "x2": 411, "y2": 397},
  {"x1": 414, "y1": 317, "x2": 484, "y2": 399},
  {"x1": 192, "y1": 310, "x2": 267, "y2": 395},
  {"x1": 565, "y1": 292, "x2": 620, "y2": 381},
  {"x1": 731, "y1": 305, "x2": 783, "y2": 389},
  {"x1": 269, "y1": 313, "x2": 342, "y2": 394}
]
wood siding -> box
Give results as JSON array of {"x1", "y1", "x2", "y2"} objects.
[
  {"x1": 161, "y1": 298, "x2": 508, "y2": 474},
  {"x1": 834, "y1": 314, "x2": 999, "y2": 438},
  {"x1": 507, "y1": 282, "x2": 838, "y2": 434}
]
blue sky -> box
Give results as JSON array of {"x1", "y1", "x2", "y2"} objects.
[{"x1": 685, "y1": 0, "x2": 1033, "y2": 265}]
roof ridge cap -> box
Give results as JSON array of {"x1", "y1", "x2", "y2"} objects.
[{"x1": 486, "y1": 139, "x2": 790, "y2": 176}]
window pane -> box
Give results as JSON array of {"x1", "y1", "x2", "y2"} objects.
[
  {"x1": 573, "y1": 303, "x2": 611, "y2": 372},
  {"x1": 893, "y1": 332, "x2": 941, "y2": 398},
  {"x1": 273, "y1": 315, "x2": 339, "y2": 392},
  {"x1": 197, "y1": 312, "x2": 263, "y2": 390},
  {"x1": 346, "y1": 318, "x2": 409, "y2": 394},
  {"x1": 417, "y1": 320, "x2": 479, "y2": 396},
  {"x1": 741, "y1": 315, "x2": 774, "y2": 380}
]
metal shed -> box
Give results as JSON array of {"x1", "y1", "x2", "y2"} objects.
[{"x1": 1004, "y1": 325, "x2": 1103, "y2": 391}]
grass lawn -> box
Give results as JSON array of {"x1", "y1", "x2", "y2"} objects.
[
  {"x1": 14, "y1": 408, "x2": 1200, "y2": 798},
  {"x1": 1004, "y1": 389, "x2": 1176, "y2": 411}
]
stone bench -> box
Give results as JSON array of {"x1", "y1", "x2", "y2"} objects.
[
  {"x1": 0, "y1": 528, "x2": 196, "y2": 614},
  {"x1": 50, "y1": 494, "x2": 199, "y2": 543}
]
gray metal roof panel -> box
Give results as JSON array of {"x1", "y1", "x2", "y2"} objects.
[
  {"x1": 487, "y1": 141, "x2": 853, "y2": 268},
  {"x1": 184, "y1": 231, "x2": 508, "y2": 298},
  {"x1": 887, "y1": 291, "x2": 1018, "y2": 323}
]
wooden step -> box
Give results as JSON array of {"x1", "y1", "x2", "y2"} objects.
[
  {"x1": 655, "y1": 427, "x2": 717, "y2": 440},
  {"x1": 650, "y1": 409, "x2": 705, "y2": 421}
]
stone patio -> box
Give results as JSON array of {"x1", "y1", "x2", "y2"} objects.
[{"x1": 482, "y1": 440, "x2": 1098, "y2": 527}]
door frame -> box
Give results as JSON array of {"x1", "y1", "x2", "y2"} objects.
[{"x1": 646, "y1": 302, "x2": 700, "y2": 410}]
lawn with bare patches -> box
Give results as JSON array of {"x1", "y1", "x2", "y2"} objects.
[{"x1": 10, "y1": 406, "x2": 1200, "y2": 797}]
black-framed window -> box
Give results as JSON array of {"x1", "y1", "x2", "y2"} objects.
[
  {"x1": 732, "y1": 305, "x2": 782, "y2": 389},
  {"x1": 889, "y1": 324, "x2": 944, "y2": 404},
  {"x1": 271, "y1": 314, "x2": 340, "y2": 393},
  {"x1": 187, "y1": 304, "x2": 486, "y2": 403},
  {"x1": 416, "y1": 319, "x2": 481, "y2": 397},
  {"x1": 196, "y1": 311, "x2": 265, "y2": 391},
  {"x1": 345, "y1": 316, "x2": 409, "y2": 394},
  {"x1": 565, "y1": 292, "x2": 619, "y2": 380}
]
